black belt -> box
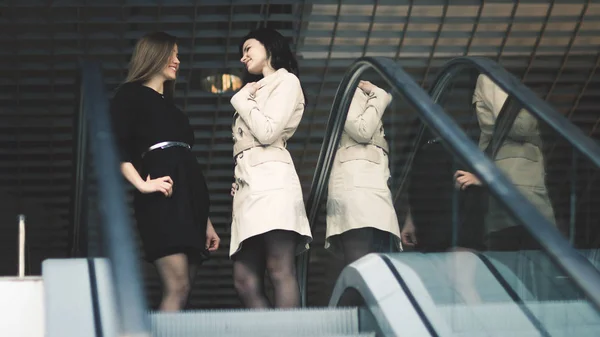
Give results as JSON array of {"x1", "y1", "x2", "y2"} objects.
[{"x1": 141, "y1": 141, "x2": 191, "y2": 158}]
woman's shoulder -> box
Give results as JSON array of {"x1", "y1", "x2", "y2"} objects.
[
  {"x1": 269, "y1": 70, "x2": 300, "y2": 93},
  {"x1": 109, "y1": 82, "x2": 148, "y2": 117},
  {"x1": 113, "y1": 81, "x2": 145, "y2": 98},
  {"x1": 280, "y1": 69, "x2": 300, "y2": 83}
]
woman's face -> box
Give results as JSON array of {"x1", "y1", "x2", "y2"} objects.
[
  {"x1": 162, "y1": 44, "x2": 180, "y2": 80},
  {"x1": 240, "y1": 38, "x2": 269, "y2": 75}
]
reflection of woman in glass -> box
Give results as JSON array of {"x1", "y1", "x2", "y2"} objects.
[
  {"x1": 229, "y1": 27, "x2": 312, "y2": 309},
  {"x1": 402, "y1": 122, "x2": 486, "y2": 304},
  {"x1": 325, "y1": 80, "x2": 402, "y2": 265},
  {"x1": 454, "y1": 74, "x2": 555, "y2": 250},
  {"x1": 401, "y1": 73, "x2": 557, "y2": 304}
]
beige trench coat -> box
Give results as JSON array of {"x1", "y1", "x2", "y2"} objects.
[
  {"x1": 474, "y1": 74, "x2": 556, "y2": 233},
  {"x1": 325, "y1": 86, "x2": 402, "y2": 253},
  {"x1": 229, "y1": 68, "x2": 312, "y2": 257}
]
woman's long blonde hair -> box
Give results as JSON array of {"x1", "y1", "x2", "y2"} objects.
[{"x1": 125, "y1": 32, "x2": 177, "y2": 100}]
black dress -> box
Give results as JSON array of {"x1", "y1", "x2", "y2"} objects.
[
  {"x1": 408, "y1": 128, "x2": 485, "y2": 252},
  {"x1": 109, "y1": 82, "x2": 210, "y2": 263}
]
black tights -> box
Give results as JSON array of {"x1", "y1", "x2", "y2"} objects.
[
  {"x1": 233, "y1": 230, "x2": 300, "y2": 308},
  {"x1": 340, "y1": 227, "x2": 389, "y2": 266},
  {"x1": 335, "y1": 228, "x2": 389, "y2": 306}
]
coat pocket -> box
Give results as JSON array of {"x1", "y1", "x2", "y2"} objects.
[
  {"x1": 337, "y1": 146, "x2": 388, "y2": 190},
  {"x1": 337, "y1": 145, "x2": 381, "y2": 164},
  {"x1": 247, "y1": 147, "x2": 293, "y2": 193},
  {"x1": 248, "y1": 147, "x2": 292, "y2": 166}
]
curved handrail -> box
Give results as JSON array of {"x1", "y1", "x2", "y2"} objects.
[
  {"x1": 380, "y1": 252, "x2": 551, "y2": 336},
  {"x1": 329, "y1": 254, "x2": 433, "y2": 336},
  {"x1": 430, "y1": 56, "x2": 600, "y2": 168},
  {"x1": 298, "y1": 56, "x2": 600, "y2": 312},
  {"x1": 80, "y1": 61, "x2": 150, "y2": 336},
  {"x1": 428, "y1": 56, "x2": 600, "y2": 309}
]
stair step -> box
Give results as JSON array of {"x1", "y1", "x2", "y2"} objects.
[
  {"x1": 152, "y1": 334, "x2": 375, "y2": 337},
  {"x1": 150, "y1": 307, "x2": 361, "y2": 337},
  {"x1": 437, "y1": 300, "x2": 600, "y2": 336}
]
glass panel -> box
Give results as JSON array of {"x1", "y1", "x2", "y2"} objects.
[
  {"x1": 305, "y1": 73, "x2": 349, "y2": 307},
  {"x1": 395, "y1": 65, "x2": 600, "y2": 334},
  {"x1": 434, "y1": 67, "x2": 600, "y2": 254},
  {"x1": 307, "y1": 68, "x2": 406, "y2": 306},
  {"x1": 538, "y1": 114, "x2": 600, "y2": 253},
  {"x1": 83, "y1": 136, "x2": 167, "y2": 308},
  {"x1": 308, "y1": 63, "x2": 600, "y2": 335}
]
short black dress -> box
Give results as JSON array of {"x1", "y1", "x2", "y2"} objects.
[
  {"x1": 408, "y1": 128, "x2": 485, "y2": 252},
  {"x1": 109, "y1": 82, "x2": 210, "y2": 263}
]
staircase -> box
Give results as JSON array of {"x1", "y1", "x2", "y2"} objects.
[
  {"x1": 36, "y1": 258, "x2": 384, "y2": 337},
  {"x1": 150, "y1": 308, "x2": 374, "y2": 337}
]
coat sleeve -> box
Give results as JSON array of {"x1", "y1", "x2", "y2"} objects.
[
  {"x1": 472, "y1": 74, "x2": 497, "y2": 131},
  {"x1": 473, "y1": 74, "x2": 539, "y2": 142},
  {"x1": 230, "y1": 74, "x2": 303, "y2": 145},
  {"x1": 344, "y1": 85, "x2": 392, "y2": 143}
]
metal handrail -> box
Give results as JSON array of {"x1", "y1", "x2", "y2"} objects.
[
  {"x1": 68, "y1": 74, "x2": 87, "y2": 257},
  {"x1": 429, "y1": 56, "x2": 600, "y2": 309},
  {"x1": 18, "y1": 214, "x2": 25, "y2": 278},
  {"x1": 430, "y1": 56, "x2": 600, "y2": 168},
  {"x1": 80, "y1": 61, "x2": 150, "y2": 336},
  {"x1": 299, "y1": 56, "x2": 600, "y2": 312}
]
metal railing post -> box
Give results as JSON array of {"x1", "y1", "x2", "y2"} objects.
[{"x1": 18, "y1": 214, "x2": 25, "y2": 278}]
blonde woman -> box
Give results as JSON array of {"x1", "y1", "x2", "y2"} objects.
[{"x1": 110, "y1": 32, "x2": 220, "y2": 311}]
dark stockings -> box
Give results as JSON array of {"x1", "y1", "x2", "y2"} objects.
[
  {"x1": 233, "y1": 230, "x2": 300, "y2": 308},
  {"x1": 339, "y1": 227, "x2": 383, "y2": 266}
]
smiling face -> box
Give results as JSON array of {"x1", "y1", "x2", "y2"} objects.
[
  {"x1": 161, "y1": 44, "x2": 180, "y2": 80},
  {"x1": 240, "y1": 38, "x2": 270, "y2": 75}
]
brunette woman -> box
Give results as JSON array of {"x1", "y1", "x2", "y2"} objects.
[{"x1": 229, "y1": 27, "x2": 312, "y2": 308}]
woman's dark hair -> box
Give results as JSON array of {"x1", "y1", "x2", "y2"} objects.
[
  {"x1": 239, "y1": 27, "x2": 300, "y2": 83},
  {"x1": 238, "y1": 27, "x2": 306, "y2": 103}
]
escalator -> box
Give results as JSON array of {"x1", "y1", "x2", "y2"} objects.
[
  {"x1": 30, "y1": 56, "x2": 600, "y2": 337},
  {"x1": 301, "y1": 57, "x2": 600, "y2": 336}
]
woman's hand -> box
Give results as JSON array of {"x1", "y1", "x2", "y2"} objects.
[
  {"x1": 138, "y1": 175, "x2": 173, "y2": 197},
  {"x1": 243, "y1": 82, "x2": 261, "y2": 96},
  {"x1": 454, "y1": 170, "x2": 482, "y2": 190},
  {"x1": 401, "y1": 213, "x2": 418, "y2": 248},
  {"x1": 205, "y1": 218, "x2": 220, "y2": 252},
  {"x1": 358, "y1": 80, "x2": 375, "y2": 95},
  {"x1": 230, "y1": 182, "x2": 238, "y2": 197}
]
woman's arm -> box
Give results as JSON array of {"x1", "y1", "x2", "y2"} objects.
[
  {"x1": 230, "y1": 74, "x2": 303, "y2": 145},
  {"x1": 110, "y1": 86, "x2": 172, "y2": 197},
  {"x1": 344, "y1": 80, "x2": 392, "y2": 142},
  {"x1": 120, "y1": 162, "x2": 173, "y2": 196}
]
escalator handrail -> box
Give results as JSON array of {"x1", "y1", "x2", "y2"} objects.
[
  {"x1": 297, "y1": 56, "x2": 367, "y2": 306},
  {"x1": 299, "y1": 56, "x2": 600, "y2": 313},
  {"x1": 431, "y1": 56, "x2": 600, "y2": 168},
  {"x1": 429, "y1": 56, "x2": 600, "y2": 311},
  {"x1": 80, "y1": 60, "x2": 150, "y2": 336},
  {"x1": 68, "y1": 73, "x2": 86, "y2": 257}
]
